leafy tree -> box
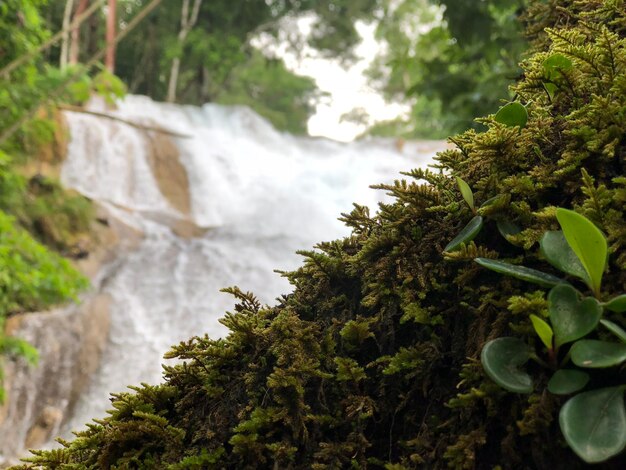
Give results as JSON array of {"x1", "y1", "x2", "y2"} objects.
[
  {"x1": 368, "y1": 0, "x2": 527, "y2": 138},
  {"x1": 0, "y1": 2, "x2": 92, "y2": 401},
  {"x1": 92, "y1": 0, "x2": 381, "y2": 132},
  {"x1": 216, "y1": 51, "x2": 320, "y2": 135}
]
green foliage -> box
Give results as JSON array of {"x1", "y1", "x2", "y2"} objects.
[
  {"x1": 103, "y1": 0, "x2": 378, "y2": 132},
  {"x1": 0, "y1": 0, "x2": 55, "y2": 154},
  {"x1": 540, "y1": 231, "x2": 588, "y2": 283},
  {"x1": 91, "y1": 69, "x2": 128, "y2": 105},
  {"x1": 0, "y1": 3, "x2": 124, "y2": 160},
  {"x1": 369, "y1": 0, "x2": 527, "y2": 138},
  {"x1": 17, "y1": 1, "x2": 626, "y2": 468},
  {"x1": 548, "y1": 284, "x2": 602, "y2": 347},
  {"x1": 0, "y1": 4, "x2": 93, "y2": 406},
  {"x1": 529, "y1": 313, "x2": 553, "y2": 349},
  {"x1": 600, "y1": 319, "x2": 626, "y2": 342},
  {"x1": 0, "y1": 211, "x2": 88, "y2": 403},
  {"x1": 474, "y1": 257, "x2": 564, "y2": 287},
  {"x1": 559, "y1": 387, "x2": 626, "y2": 464},
  {"x1": 0, "y1": 211, "x2": 87, "y2": 314},
  {"x1": 494, "y1": 102, "x2": 528, "y2": 128},
  {"x1": 0, "y1": 316, "x2": 40, "y2": 367},
  {"x1": 605, "y1": 294, "x2": 626, "y2": 313},
  {"x1": 455, "y1": 176, "x2": 474, "y2": 211},
  {"x1": 570, "y1": 340, "x2": 626, "y2": 368},
  {"x1": 480, "y1": 337, "x2": 533, "y2": 393},
  {"x1": 556, "y1": 208, "x2": 608, "y2": 297},
  {"x1": 0, "y1": 153, "x2": 93, "y2": 253},
  {"x1": 215, "y1": 51, "x2": 319, "y2": 134},
  {"x1": 478, "y1": 210, "x2": 626, "y2": 462},
  {"x1": 443, "y1": 215, "x2": 483, "y2": 252},
  {"x1": 547, "y1": 369, "x2": 589, "y2": 395}
]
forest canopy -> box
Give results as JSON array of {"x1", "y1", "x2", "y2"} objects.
[{"x1": 2, "y1": 0, "x2": 529, "y2": 139}]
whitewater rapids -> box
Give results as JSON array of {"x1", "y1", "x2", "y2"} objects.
[{"x1": 59, "y1": 95, "x2": 447, "y2": 435}]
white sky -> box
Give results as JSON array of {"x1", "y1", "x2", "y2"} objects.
[{"x1": 254, "y1": 18, "x2": 409, "y2": 142}]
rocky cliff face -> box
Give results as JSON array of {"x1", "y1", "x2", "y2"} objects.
[
  {"x1": 0, "y1": 106, "x2": 196, "y2": 465},
  {"x1": 0, "y1": 202, "x2": 147, "y2": 467},
  {"x1": 0, "y1": 293, "x2": 111, "y2": 458}
]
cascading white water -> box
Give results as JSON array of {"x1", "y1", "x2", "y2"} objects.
[{"x1": 60, "y1": 95, "x2": 447, "y2": 435}]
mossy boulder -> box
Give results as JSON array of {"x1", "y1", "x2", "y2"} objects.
[{"x1": 18, "y1": 1, "x2": 626, "y2": 468}]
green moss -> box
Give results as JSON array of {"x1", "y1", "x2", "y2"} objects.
[
  {"x1": 0, "y1": 155, "x2": 93, "y2": 254},
  {"x1": 17, "y1": 1, "x2": 626, "y2": 468},
  {"x1": 0, "y1": 210, "x2": 88, "y2": 402}
]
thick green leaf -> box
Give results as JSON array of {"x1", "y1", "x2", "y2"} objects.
[
  {"x1": 444, "y1": 216, "x2": 483, "y2": 252},
  {"x1": 601, "y1": 319, "x2": 626, "y2": 343},
  {"x1": 547, "y1": 369, "x2": 590, "y2": 395},
  {"x1": 571, "y1": 340, "x2": 626, "y2": 368},
  {"x1": 604, "y1": 294, "x2": 626, "y2": 313},
  {"x1": 494, "y1": 102, "x2": 528, "y2": 128},
  {"x1": 529, "y1": 314, "x2": 553, "y2": 349},
  {"x1": 540, "y1": 231, "x2": 589, "y2": 284},
  {"x1": 559, "y1": 386, "x2": 626, "y2": 463},
  {"x1": 556, "y1": 208, "x2": 607, "y2": 296},
  {"x1": 548, "y1": 284, "x2": 602, "y2": 347},
  {"x1": 481, "y1": 337, "x2": 533, "y2": 393},
  {"x1": 474, "y1": 258, "x2": 564, "y2": 288},
  {"x1": 455, "y1": 176, "x2": 474, "y2": 211}
]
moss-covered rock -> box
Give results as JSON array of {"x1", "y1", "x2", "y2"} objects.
[{"x1": 19, "y1": 1, "x2": 626, "y2": 468}]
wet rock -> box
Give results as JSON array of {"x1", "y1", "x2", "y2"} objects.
[
  {"x1": 145, "y1": 132, "x2": 191, "y2": 216},
  {"x1": 0, "y1": 293, "x2": 111, "y2": 457},
  {"x1": 0, "y1": 203, "x2": 142, "y2": 461}
]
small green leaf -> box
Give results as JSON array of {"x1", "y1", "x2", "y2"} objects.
[
  {"x1": 494, "y1": 102, "x2": 528, "y2": 128},
  {"x1": 496, "y1": 219, "x2": 521, "y2": 240},
  {"x1": 547, "y1": 369, "x2": 590, "y2": 395},
  {"x1": 480, "y1": 337, "x2": 533, "y2": 393},
  {"x1": 474, "y1": 258, "x2": 564, "y2": 288},
  {"x1": 571, "y1": 340, "x2": 626, "y2": 368},
  {"x1": 543, "y1": 82, "x2": 558, "y2": 100},
  {"x1": 600, "y1": 319, "x2": 626, "y2": 343},
  {"x1": 444, "y1": 216, "x2": 483, "y2": 252},
  {"x1": 543, "y1": 53, "x2": 573, "y2": 81},
  {"x1": 556, "y1": 208, "x2": 607, "y2": 296},
  {"x1": 604, "y1": 294, "x2": 626, "y2": 313},
  {"x1": 479, "y1": 194, "x2": 507, "y2": 210},
  {"x1": 455, "y1": 177, "x2": 474, "y2": 211},
  {"x1": 540, "y1": 231, "x2": 589, "y2": 284},
  {"x1": 478, "y1": 194, "x2": 511, "y2": 218},
  {"x1": 548, "y1": 284, "x2": 602, "y2": 347},
  {"x1": 559, "y1": 386, "x2": 626, "y2": 463},
  {"x1": 529, "y1": 314, "x2": 553, "y2": 349}
]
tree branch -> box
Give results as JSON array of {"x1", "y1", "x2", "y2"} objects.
[{"x1": 58, "y1": 104, "x2": 192, "y2": 138}]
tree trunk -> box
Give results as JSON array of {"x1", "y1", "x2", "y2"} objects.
[
  {"x1": 105, "y1": 0, "x2": 117, "y2": 72},
  {"x1": 69, "y1": 0, "x2": 89, "y2": 65},
  {"x1": 166, "y1": 0, "x2": 202, "y2": 102},
  {"x1": 60, "y1": 0, "x2": 75, "y2": 69}
]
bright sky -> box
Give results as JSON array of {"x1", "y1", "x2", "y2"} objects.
[{"x1": 254, "y1": 18, "x2": 409, "y2": 142}]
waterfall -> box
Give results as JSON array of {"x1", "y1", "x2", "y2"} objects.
[{"x1": 56, "y1": 95, "x2": 447, "y2": 436}]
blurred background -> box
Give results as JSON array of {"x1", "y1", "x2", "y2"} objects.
[{"x1": 1, "y1": 0, "x2": 527, "y2": 147}]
